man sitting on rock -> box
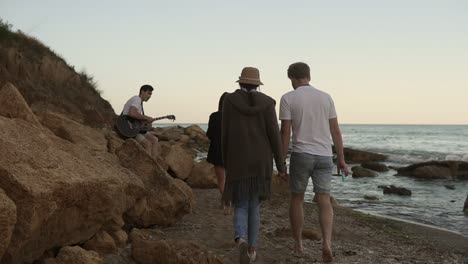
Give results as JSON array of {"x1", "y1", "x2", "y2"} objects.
[{"x1": 121, "y1": 84, "x2": 160, "y2": 157}]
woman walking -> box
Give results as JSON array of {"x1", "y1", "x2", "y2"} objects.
[{"x1": 222, "y1": 67, "x2": 286, "y2": 263}]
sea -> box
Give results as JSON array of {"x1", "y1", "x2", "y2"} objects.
[{"x1": 158, "y1": 123, "x2": 468, "y2": 236}]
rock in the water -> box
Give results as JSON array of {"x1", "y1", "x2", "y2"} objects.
[
  {"x1": 444, "y1": 185, "x2": 455, "y2": 190},
  {"x1": 334, "y1": 147, "x2": 387, "y2": 163},
  {"x1": 397, "y1": 160, "x2": 468, "y2": 180},
  {"x1": 361, "y1": 162, "x2": 389, "y2": 172},
  {"x1": 364, "y1": 195, "x2": 379, "y2": 200},
  {"x1": 351, "y1": 166, "x2": 378, "y2": 177},
  {"x1": 381, "y1": 185, "x2": 412, "y2": 196}
]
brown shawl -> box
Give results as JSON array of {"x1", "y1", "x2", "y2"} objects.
[{"x1": 222, "y1": 89, "x2": 285, "y2": 203}]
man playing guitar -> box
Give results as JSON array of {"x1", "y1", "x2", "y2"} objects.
[{"x1": 120, "y1": 84, "x2": 162, "y2": 158}]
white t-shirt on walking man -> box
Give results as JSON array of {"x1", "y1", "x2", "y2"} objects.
[{"x1": 279, "y1": 85, "x2": 337, "y2": 157}]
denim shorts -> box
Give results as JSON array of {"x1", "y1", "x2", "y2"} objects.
[{"x1": 289, "y1": 152, "x2": 333, "y2": 194}]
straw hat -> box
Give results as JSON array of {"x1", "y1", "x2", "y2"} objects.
[{"x1": 236, "y1": 67, "x2": 263, "y2": 85}]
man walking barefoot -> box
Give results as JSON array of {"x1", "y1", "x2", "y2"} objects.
[{"x1": 279, "y1": 62, "x2": 349, "y2": 263}]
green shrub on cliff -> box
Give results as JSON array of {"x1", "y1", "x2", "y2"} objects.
[{"x1": 0, "y1": 18, "x2": 14, "y2": 39}]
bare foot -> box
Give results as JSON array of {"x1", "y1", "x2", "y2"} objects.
[
  {"x1": 322, "y1": 247, "x2": 333, "y2": 263},
  {"x1": 293, "y1": 241, "x2": 304, "y2": 254}
]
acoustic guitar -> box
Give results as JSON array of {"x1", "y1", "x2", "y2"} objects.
[{"x1": 115, "y1": 114, "x2": 176, "y2": 139}]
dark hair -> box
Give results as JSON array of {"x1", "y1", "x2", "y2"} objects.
[
  {"x1": 139, "y1": 84, "x2": 154, "y2": 95},
  {"x1": 239, "y1": 84, "x2": 258, "y2": 106},
  {"x1": 218, "y1": 92, "x2": 228, "y2": 112},
  {"x1": 239, "y1": 83, "x2": 259, "y2": 91},
  {"x1": 287, "y1": 62, "x2": 310, "y2": 79}
]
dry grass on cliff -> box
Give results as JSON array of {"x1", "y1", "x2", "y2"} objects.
[{"x1": 0, "y1": 18, "x2": 101, "y2": 95}]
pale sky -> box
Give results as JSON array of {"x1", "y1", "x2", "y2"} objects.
[{"x1": 2, "y1": 0, "x2": 467, "y2": 124}]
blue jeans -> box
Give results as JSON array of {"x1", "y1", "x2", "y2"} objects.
[{"x1": 233, "y1": 194, "x2": 260, "y2": 247}]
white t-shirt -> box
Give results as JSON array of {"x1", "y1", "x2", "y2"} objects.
[
  {"x1": 122, "y1": 95, "x2": 143, "y2": 115},
  {"x1": 279, "y1": 85, "x2": 337, "y2": 156}
]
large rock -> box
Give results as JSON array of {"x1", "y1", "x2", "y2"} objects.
[
  {"x1": 0, "y1": 116, "x2": 145, "y2": 263},
  {"x1": 43, "y1": 246, "x2": 102, "y2": 264},
  {"x1": 351, "y1": 166, "x2": 378, "y2": 177},
  {"x1": 361, "y1": 161, "x2": 389, "y2": 172},
  {"x1": 164, "y1": 144, "x2": 195, "y2": 180},
  {"x1": 0, "y1": 82, "x2": 40, "y2": 126},
  {"x1": 130, "y1": 229, "x2": 223, "y2": 264},
  {"x1": 117, "y1": 140, "x2": 193, "y2": 227},
  {"x1": 37, "y1": 111, "x2": 108, "y2": 152},
  {"x1": 83, "y1": 230, "x2": 117, "y2": 254},
  {"x1": 187, "y1": 160, "x2": 217, "y2": 189},
  {"x1": 0, "y1": 189, "x2": 16, "y2": 258},
  {"x1": 152, "y1": 126, "x2": 184, "y2": 141},
  {"x1": 380, "y1": 185, "x2": 412, "y2": 196},
  {"x1": 104, "y1": 130, "x2": 124, "y2": 154},
  {"x1": 184, "y1": 124, "x2": 210, "y2": 152},
  {"x1": 397, "y1": 161, "x2": 468, "y2": 180},
  {"x1": 334, "y1": 147, "x2": 387, "y2": 163}
]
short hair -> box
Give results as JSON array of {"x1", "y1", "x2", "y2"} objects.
[
  {"x1": 239, "y1": 83, "x2": 259, "y2": 91},
  {"x1": 287, "y1": 62, "x2": 310, "y2": 79},
  {"x1": 139, "y1": 84, "x2": 154, "y2": 95}
]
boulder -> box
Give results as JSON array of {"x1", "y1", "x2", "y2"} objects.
[
  {"x1": 361, "y1": 162, "x2": 389, "y2": 172},
  {"x1": 444, "y1": 185, "x2": 455, "y2": 190},
  {"x1": 152, "y1": 126, "x2": 184, "y2": 141},
  {"x1": 83, "y1": 230, "x2": 117, "y2": 254},
  {"x1": 37, "y1": 111, "x2": 108, "y2": 152},
  {"x1": 0, "y1": 117, "x2": 145, "y2": 263},
  {"x1": 187, "y1": 160, "x2": 217, "y2": 189},
  {"x1": 0, "y1": 82, "x2": 40, "y2": 126},
  {"x1": 397, "y1": 161, "x2": 468, "y2": 180},
  {"x1": 104, "y1": 130, "x2": 124, "y2": 154},
  {"x1": 130, "y1": 229, "x2": 223, "y2": 264},
  {"x1": 43, "y1": 246, "x2": 102, "y2": 264},
  {"x1": 380, "y1": 185, "x2": 412, "y2": 196},
  {"x1": 117, "y1": 140, "x2": 193, "y2": 227},
  {"x1": 334, "y1": 147, "x2": 387, "y2": 163},
  {"x1": 164, "y1": 144, "x2": 195, "y2": 180},
  {"x1": 109, "y1": 230, "x2": 128, "y2": 248},
  {"x1": 184, "y1": 124, "x2": 210, "y2": 151},
  {"x1": 102, "y1": 215, "x2": 125, "y2": 233},
  {"x1": 364, "y1": 195, "x2": 379, "y2": 200},
  {"x1": 351, "y1": 166, "x2": 378, "y2": 177},
  {"x1": 0, "y1": 188, "x2": 16, "y2": 258}
]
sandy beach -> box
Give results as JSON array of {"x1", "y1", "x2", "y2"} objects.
[{"x1": 105, "y1": 186, "x2": 468, "y2": 264}]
